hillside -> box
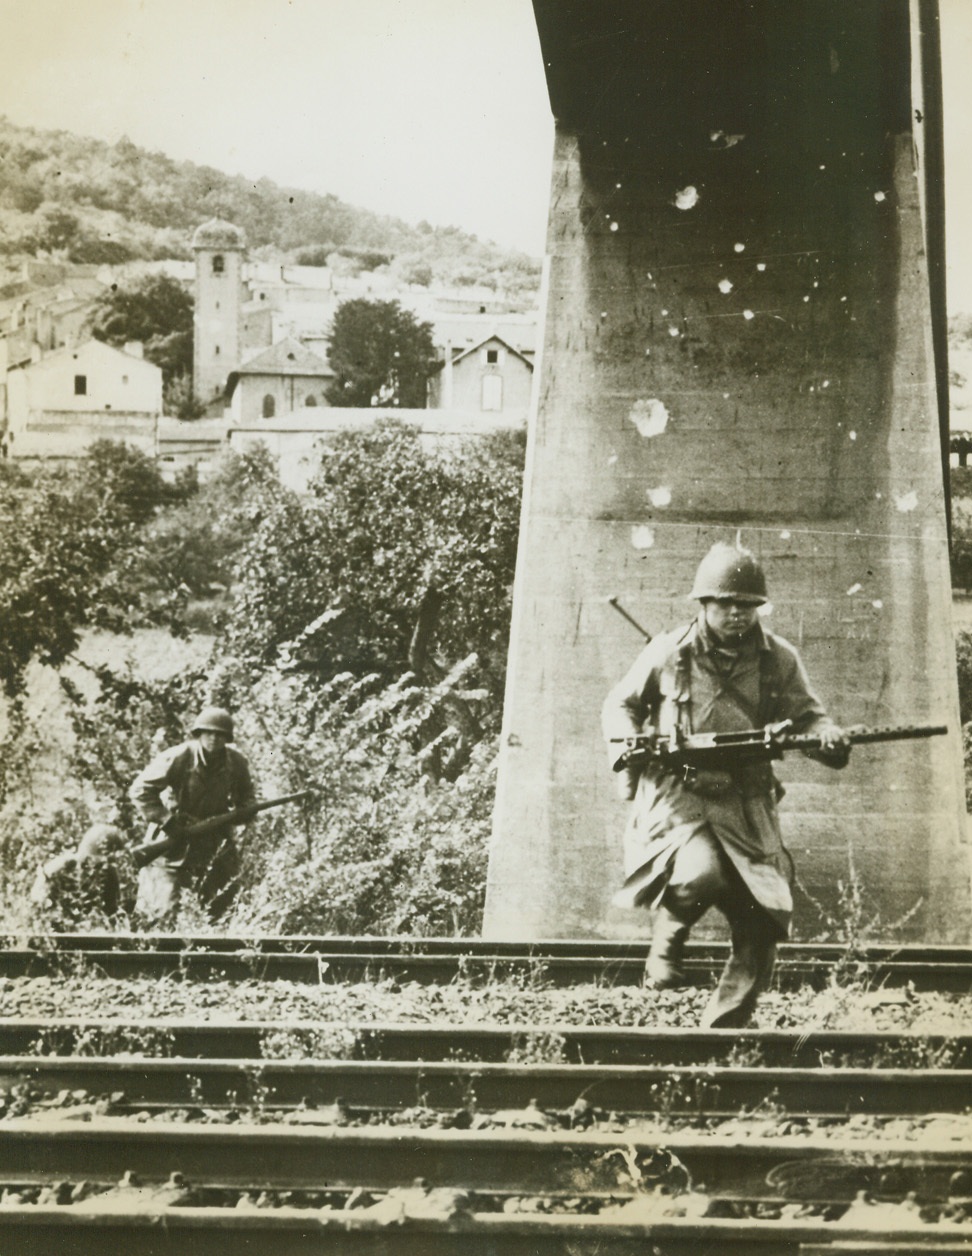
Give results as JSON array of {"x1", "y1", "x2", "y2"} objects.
[{"x1": 0, "y1": 117, "x2": 541, "y2": 296}]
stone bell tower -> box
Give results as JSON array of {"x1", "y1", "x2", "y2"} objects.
[
  {"x1": 484, "y1": 0, "x2": 968, "y2": 942},
  {"x1": 192, "y1": 217, "x2": 246, "y2": 403}
]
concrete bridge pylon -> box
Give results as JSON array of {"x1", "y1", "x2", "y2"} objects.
[{"x1": 484, "y1": 0, "x2": 969, "y2": 941}]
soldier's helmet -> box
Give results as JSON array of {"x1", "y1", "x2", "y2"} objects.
[
  {"x1": 690, "y1": 542, "x2": 768, "y2": 605},
  {"x1": 191, "y1": 706, "x2": 235, "y2": 739}
]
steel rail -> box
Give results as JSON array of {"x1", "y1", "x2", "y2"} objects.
[
  {"x1": 1, "y1": 946, "x2": 970, "y2": 989},
  {"x1": 2, "y1": 1055, "x2": 972, "y2": 1115},
  {"x1": 4, "y1": 1018, "x2": 972, "y2": 1068},
  {"x1": 1, "y1": 1120, "x2": 969, "y2": 1200},
  {"x1": 10, "y1": 934, "x2": 972, "y2": 961},
  {"x1": 0, "y1": 1204, "x2": 967, "y2": 1256}
]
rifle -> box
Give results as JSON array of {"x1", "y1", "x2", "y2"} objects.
[
  {"x1": 610, "y1": 723, "x2": 947, "y2": 777},
  {"x1": 132, "y1": 790, "x2": 316, "y2": 869}
]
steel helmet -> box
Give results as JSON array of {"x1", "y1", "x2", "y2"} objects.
[
  {"x1": 690, "y1": 543, "x2": 768, "y2": 605},
  {"x1": 191, "y1": 706, "x2": 235, "y2": 738}
]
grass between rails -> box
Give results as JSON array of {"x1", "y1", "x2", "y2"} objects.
[{"x1": 3, "y1": 970, "x2": 972, "y2": 1036}]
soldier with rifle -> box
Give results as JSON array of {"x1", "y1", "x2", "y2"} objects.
[
  {"x1": 129, "y1": 706, "x2": 258, "y2": 922},
  {"x1": 602, "y1": 542, "x2": 856, "y2": 1028}
]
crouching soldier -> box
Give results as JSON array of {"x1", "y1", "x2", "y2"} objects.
[
  {"x1": 602, "y1": 543, "x2": 850, "y2": 1028},
  {"x1": 31, "y1": 808, "x2": 126, "y2": 926},
  {"x1": 129, "y1": 706, "x2": 257, "y2": 923}
]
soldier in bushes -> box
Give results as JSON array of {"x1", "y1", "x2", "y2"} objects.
[
  {"x1": 602, "y1": 543, "x2": 850, "y2": 1028},
  {"x1": 129, "y1": 706, "x2": 257, "y2": 923},
  {"x1": 30, "y1": 805, "x2": 126, "y2": 926}
]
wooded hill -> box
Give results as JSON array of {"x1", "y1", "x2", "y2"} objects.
[{"x1": 0, "y1": 116, "x2": 541, "y2": 296}]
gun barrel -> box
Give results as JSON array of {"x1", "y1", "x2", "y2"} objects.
[
  {"x1": 844, "y1": 723, "x2": 948, "y2": 745},
  {"x1": 607, "y1": 596, "x2": 653, "y2": 643}
]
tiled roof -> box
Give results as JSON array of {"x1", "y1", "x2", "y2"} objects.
[{"x1": 234, "y1": 337, "x2": 334, "y2": 376}]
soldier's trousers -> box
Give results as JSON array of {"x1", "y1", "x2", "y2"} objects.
[
  {"x1": 135, "y1": 840, "x2": 241, "y2": 923},
  {"x1": 650, "y1": 829, "x2": 782, "y2": 1028}
]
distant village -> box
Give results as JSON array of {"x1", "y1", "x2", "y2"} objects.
[{"x1": 0, "y1": 217, "x2": 540, "y2": 490}]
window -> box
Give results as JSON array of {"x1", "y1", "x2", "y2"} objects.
[
  {"x1": 74, "y1": 374, "x2": 87, "y2": 396},
  {"x1": 262, "y1": 394, "x2": 276, "y2": 418},
  {"x1": 305, "y1": 395, "x2": 318, "y2": 407},
  {"x1": 482, "y1": 375, "x2": 503, "y2": 411},
  {"x1": 212, "y1": 255, "x2": 225, "y2": 274},
  {"x1": 486, "y1": 349, "x2": 499, "y2": 364}
]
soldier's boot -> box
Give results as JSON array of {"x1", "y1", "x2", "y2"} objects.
[
  {"x1": 701, "y1": 909, "x2": 780, "y2": 1028},
  {"x1": 644, "y1": 905, "x2": 696, "y2": 989}
]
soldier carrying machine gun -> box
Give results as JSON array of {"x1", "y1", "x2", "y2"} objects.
[{"x1": 602, "y1": 542, "x2": 949, "y2": 1030}]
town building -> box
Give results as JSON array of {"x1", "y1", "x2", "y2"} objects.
[
  {"x1": 226, "y1": 337, "x2": 334, "y2": 423},
  {"x1": 191, "y1": 218, "x2": 247, "y2": 404},
  {"x1": 5, "y1": 339, "x2": 162, "y2": 461},
  {"x1": 428, "y1": 334, "x2": 534, "y2": 412}
]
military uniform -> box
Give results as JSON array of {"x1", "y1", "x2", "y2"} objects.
[
  {"x1": 30, "y1": 822, "x2": 124, "y2": 926},
  {"x1": 602, "y1": 545, "x2": 847, "y2": 1027},
  {"x1": 130, "y1": 710, "x2": 255, "y2": 921}
]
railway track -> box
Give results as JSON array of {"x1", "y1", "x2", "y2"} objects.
[
  {"x1": 2, "y1": 933, "x2": 971, "y2": 990},
  {"x1": 1, "y1": 935, "x2": 971, "y2": 1253}
]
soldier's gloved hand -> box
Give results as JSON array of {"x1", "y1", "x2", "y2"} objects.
[
  {"x1": 161, "y1": 812, "x2": 190, "y2": 839},
  {"x1": 815, "y1": 724, "x2": 851, "y2": 769}
]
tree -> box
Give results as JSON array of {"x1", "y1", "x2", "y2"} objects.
[
  {"x1": 0, "y1": 443, "x2": 177, "y2": 697},
  {"x1": 325, "y1": 299, "x2": 437, "y2": 409},
  {"x1": 223, "y1": 420, "x2": 524, "y2": 701},
  {"x1": 88, "y1": 274, "x2": 194, "y2": 386}
]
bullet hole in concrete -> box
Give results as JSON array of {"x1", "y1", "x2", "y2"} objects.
[
  {"x1": 610, "y1": 222, "x2": 619, "y2": 232},
  {"x1": 874, "y1": 191, "x2": 887, "y2": 203},
  {"x1": 661, "y1": 308, "x2": 669, "y2": 316},
  {"x1": 608, "y1": 454, "x2": 618, "y2": 466},
  {"x1": 803, "y1": 296, "x2": 811, "y2": 303},
  {"x1": 895, "y1": 490, "x2": 918, "y2": 512},
  {"x1": 872, "y1": 600, "x2": 884, "y2": 610},
  {"x1": 718, "y1": 279, "x2": 733, "y2": 294},
  {"x1": 631, "y1": 525, "x2": 656, "y2": 550},
  {"x1": 756, "y1": 263, "x2": 766, "y2": 272},
  {"x1": 849, "y1": 431, "x2": 857, "y2": 441},
  {"x1": 840, "y1": 296, "x2": 847, "y2": 302},
  {"x1": 710, "y1": 131, "x2": 745, "y2": 149},
  {"x1": 742, "y1": 310, "x2": 754, "y2": 321},
  {"x1": 647, "y1": 486, "x2": 672, "y2": 507},
  {"x1": 734, "y1": 243, "x2": 745, "y2": 253},
  {"x1": 645, "y1": 348, "x2": 651, "y2": 357},
  {"x1": 822, "y1": 380, "x2": 830, "y2": 388},
  {"x1": 780, "y1": 530, "x2": 791, "y2": 540},
  {"x1": 628, "y1": 398, "x2": 669, "y2": 438},
  {"x1": 847, "y1": 583, "x2": 863, "y2": 596},
  {"x1": 668, "y1": 325, "x2": 680, "y2": 337},
  {"x1": 674, "y1": 186, "x2": 699, "y2": 211}
]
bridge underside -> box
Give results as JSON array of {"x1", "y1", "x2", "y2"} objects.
[{"x1": 484, "y1": 0, "x2": 969, "y2": 940}]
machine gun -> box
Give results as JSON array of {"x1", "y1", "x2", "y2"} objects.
[
  {"x1": 132, "y1": 790, "x2": 316, "y2": 869},
  {"x1": 610, "y1": 722, "x2": 947, "y2": 778}
]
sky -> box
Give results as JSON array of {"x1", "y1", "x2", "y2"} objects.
[{"x1": 2, "y1": 0, "x2": 972, "y2": 306}]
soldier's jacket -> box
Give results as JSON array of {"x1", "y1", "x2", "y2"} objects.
[
  {"x1": 602, "y1": 613, "x2": 842, "y2": 933},
  {"x1": 129, "y1": 740, "x2": 256, "y2": 871}
]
